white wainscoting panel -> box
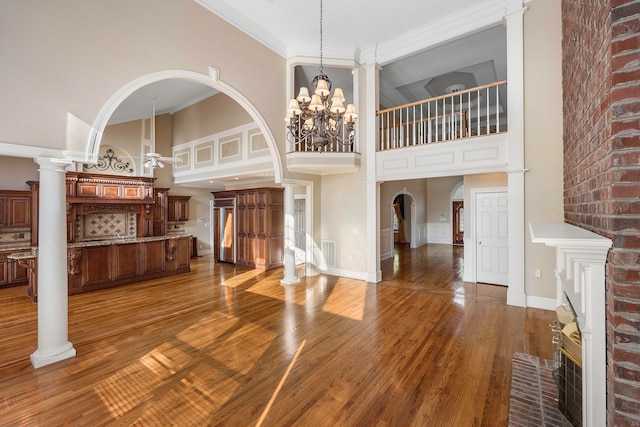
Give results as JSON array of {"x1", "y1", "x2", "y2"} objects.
[
  {"x1": 376, "y1": 133, "x2": 508, "y2": 181},
  {"x1": 427, "y1": 222, "x2": 451, "y2": 244},
  {"x1": 172, "y1": 123, "x2": 272, "y2": 184},
  {"x1": 415, "y1": 223, "x2": 429, "y2": 247},
  {"x1": 380, "y1": 228, "x2": 393, "y2": 260}
]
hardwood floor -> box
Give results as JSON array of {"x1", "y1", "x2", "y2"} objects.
[{"x1": 0, "y1": 244, "x2": 555, "y2": 426}]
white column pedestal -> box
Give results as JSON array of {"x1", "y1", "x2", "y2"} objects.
[
  {"x1": 281, "y1": 183, "x2": 299, "y2": 286},
  {"x1": 32, "y1": 158, "x2": 76, "y2": 368}
]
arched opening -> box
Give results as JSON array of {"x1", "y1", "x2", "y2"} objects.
[{"x1": 87, "y1": 68, "x2": 283, "y2": 185}]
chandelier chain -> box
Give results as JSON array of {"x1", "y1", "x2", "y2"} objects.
[{"x1": 319, "y1": 0, "x2": 323, "y2": 74}]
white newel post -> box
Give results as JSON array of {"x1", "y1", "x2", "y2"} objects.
[
  {"x1": 529, "y1": 222, "x2": 612, "y2": 427},
  {"x1": 32, "y1": 158, "x2": 76, "y2": 368},
  {"x1": 281, "y1": 183, "x2": 299, "y2": 285}
]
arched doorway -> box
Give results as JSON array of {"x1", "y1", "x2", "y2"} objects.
[{"x1": 391, "y1": 192, "x2": 416, "y2": 248}]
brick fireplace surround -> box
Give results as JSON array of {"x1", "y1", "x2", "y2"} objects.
[{"x1": 561, "y1": 1, "x2": 640, "y2": 425}]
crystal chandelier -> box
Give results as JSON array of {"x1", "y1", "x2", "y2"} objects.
[{"x1": 285, "y1": 0, "x2": 358, "y2": 151}]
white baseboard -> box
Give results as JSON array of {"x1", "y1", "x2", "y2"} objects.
[
  {"x1": 321, "y1": 266, "x2": 368, "y2": 281},
  {"x1": 526, "y1": 295, "x2": 557, "y2": 311}
]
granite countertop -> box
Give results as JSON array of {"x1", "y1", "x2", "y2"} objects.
[
  {"x1": 7, "y1": 234, "x2": 192, "y2": 260},
  {"x1": 68, "y1": 234, "x2": 192, "y2": 249},
  {"x1": 7, "y1": 250, "x2": 36, "y2": 261},
  {"x1": 0, "y1": 244, "x2": 33, "y2": 253}
]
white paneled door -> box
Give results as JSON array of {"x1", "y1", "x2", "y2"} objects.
[{"x1": 476, "y1": 191, "x2": 508, "y2": 285}]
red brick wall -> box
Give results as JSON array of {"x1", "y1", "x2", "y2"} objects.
[{"x1": 562, "y1": 1, "x2": 640, "y2": 425}]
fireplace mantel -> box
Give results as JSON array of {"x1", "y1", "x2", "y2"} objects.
[{"x1": 529, "y1": 222, "x2": 612, "y2": 427}]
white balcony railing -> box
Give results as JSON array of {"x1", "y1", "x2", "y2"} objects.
[{"x1": 377, "y1": 80, "x2": 507, "y2": 151}]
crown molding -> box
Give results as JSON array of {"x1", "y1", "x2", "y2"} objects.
[
  {"x1": 195, "y1": 0, "x2": 288, "y2": 57},
  {"x1": 358, "y1": 0, "x2": 509, "y2": 66}
]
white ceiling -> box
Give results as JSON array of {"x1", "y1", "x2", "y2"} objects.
[
  {"x1": 107, "y1": 0, "x2": 506, "y2": 187},
  {"x1": 196, "y1": 0, "x2": 482, "y2": 59},
  {"x1": 108, "y1": 81, "x2": 218, "y2": 125}
]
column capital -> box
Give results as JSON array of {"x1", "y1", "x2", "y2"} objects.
[{"x1": 36, "y1": 157, "x2": 72, "y2": 172}]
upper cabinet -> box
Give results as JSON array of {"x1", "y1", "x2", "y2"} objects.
[
  {"x1": 153, "y1": 188, "x2": 170, "y2": 236},
  {"x1": 0, "y1": 191, "x2": 32, "y2": 229},
  {"x1": 168, "y1": 196, "x2": 191, "y2": 222}
]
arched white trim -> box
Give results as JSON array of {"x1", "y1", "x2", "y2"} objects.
[
  {"x1": 87, "y1": 68, "x2": 283, "y2": 184},
  {"x1": 449, "y1": 180, "x2": 465, "y2": 247},
  {"x1": 451, "y1": 181, "x2": 464, "y2": 201},
  {"x1": 390, "y1": 190, "x2": 417, "y2": 248}
]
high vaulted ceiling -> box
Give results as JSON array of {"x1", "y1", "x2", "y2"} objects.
[
  {"x1": 109, "y1": 0, "x2": 507, "y2": 187},
  {"x1": 196, "y1": 0, "x2": 482, "y2": 59}
]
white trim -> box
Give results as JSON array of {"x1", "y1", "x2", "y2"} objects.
[
  {"x1": 87, "y1": 68, "x2": 283, "y2": 184},
  {"x1": 529, "y1": 222, "x2": 612, "y2": 427},
  {"x1": 359, "y1": 0, "x2": 506, "y2": 65},
  {"x1": 465, "y1": 186, "x2": 507, "y2": 283},
  {"x1": 321, "y1": 266, "x2": 368, "y2": 282},
  {"x1": 194, "y1": 0, "x2": 287, "y2": 57},
  {"x1": 504, "y1": 2, "x2": 527, "y2": 307},
  {"x1": 526, "y1": 295, "x2": 557, "y2": 311}
]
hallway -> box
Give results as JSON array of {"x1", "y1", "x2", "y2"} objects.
[{"x1": 0, "y1": 246, "x2": 554, "y2": 426}]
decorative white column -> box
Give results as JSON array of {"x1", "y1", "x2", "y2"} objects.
[
  {"x1": 530, "y1": 222, "x2": 612, "y2": 427},
  {"x1": 31, "y1": 158, "x2": 76, "y2": 368},
  {"x1": 280, "y1": 182, "x2": 299, "y2": 285},
  {"x1": 364, "y1": 62, "x2": 382, "y2": 283},
  {"x1": 504, "y1": 0, "x2": 528, "y2": 307}
]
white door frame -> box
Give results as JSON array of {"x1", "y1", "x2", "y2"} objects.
[{"x1": 465, "y1": 186, "x2": 508, "y2": 284}]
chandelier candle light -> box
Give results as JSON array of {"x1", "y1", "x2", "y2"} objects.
[{"x1": 285, "y1": 0, "x2": 358, "y2": 151}]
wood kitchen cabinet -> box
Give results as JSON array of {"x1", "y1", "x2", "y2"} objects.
[
  {"x1": 0, "y1": 250, "x2": 29, "y2": 288},
  {"x1": 212, "y1": 188, "x2": 283, "y2": 270},
  {"x1": 168, "y1": 196, "x2": 190, "y2": 222},
  {"x1": 0, "y1": 191, "x2": 32, "y2": 229},
  {"x1": 153, "y1": 188, "x2": 169, "y2": 236}
]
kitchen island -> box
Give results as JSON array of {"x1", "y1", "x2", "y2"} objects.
[{"x1": 9, "y1": 234, "x2": 191, "y2": 302}]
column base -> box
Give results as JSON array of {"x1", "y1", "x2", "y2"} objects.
[
  {"x1": 31, "y1": 341, "x2": 76, "y2": 369},
  {"x1": 280, "y1": 277, "x2": 300, "y2": 286}
]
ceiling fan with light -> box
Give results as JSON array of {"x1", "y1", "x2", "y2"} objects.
[{"x1": 143, "y1": 96, "x2": 182, "y2": 170}]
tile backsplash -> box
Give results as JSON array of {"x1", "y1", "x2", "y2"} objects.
[
  {"x1": 0, "y1": 228, "x2": 31, "y2": 249},
  {"x1": 75, "y1": 213, "x2": 136, "y2": 241}
]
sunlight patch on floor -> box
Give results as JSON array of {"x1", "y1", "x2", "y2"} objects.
[
  {"x1": 209, "y1": 322, "x2": 278, "y2": 375},
  {"x1": 220, "y1": 268, "x2": 264, "y2": 288},
  {"x1": 322, "y1": 279, "x2": 368, "y2": 321},
  {"x1": 133, "y1": 364, "x2": 242, "y2": 425},
  {"x1": 176, "y1": 311, "x2": 239, "y2": 350},
  {"x1": 94, "y1": 342, "x2": 191, "y2": 418}
]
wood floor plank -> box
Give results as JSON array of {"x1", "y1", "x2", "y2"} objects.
[{"x1": 0, "y1": 244, "x2": 555, "y2": 426}]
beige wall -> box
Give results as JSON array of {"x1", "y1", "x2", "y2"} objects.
[
  {"x1": 380, "y1": 179, "x2": 429, "y2": 231},
  {"x1": 0, "y1": 0, "x2": 286, "y2": 166},
  {"x1": 321, "y1": 170, "x2": 368, "y2": 272},
  {"x1": 426, "y1": 176, "x2": 463, "y2": 225},
  {"x1": 0, "y1": 157, "x2": 38, "y2": 190},
  {"x1": 523, "y1": 0, "x2": 564, "y2": 300},
  {"x1": 172, "y1": 93, "x2": 252, "y2": 146}
]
